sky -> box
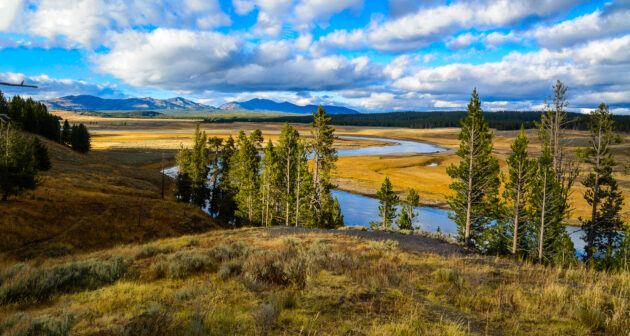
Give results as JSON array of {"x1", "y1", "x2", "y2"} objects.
[{"x1": 0, "y1": 0, "x2": 629, "y2": 113}]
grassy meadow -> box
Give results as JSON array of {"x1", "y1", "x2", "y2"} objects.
[{"x1": 0, "y1": 228, "x2": 628, "y2": 335}]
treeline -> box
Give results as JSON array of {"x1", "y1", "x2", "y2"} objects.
[
  {"x1": 1, "y1": 92, "x2": 91, "y2": 153},
  {"x1": 208, "y1": 110, "x2": 630, "y2": 132},
  {"x1": 175, "y1": 107, "x2": 344, "y2": 229},
  {"x1": 372, "y1": 81, "x2": 627, "y2": 271}
]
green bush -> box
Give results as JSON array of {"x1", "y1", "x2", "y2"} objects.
[
  {"x1": 135, "y1": 245, "x2": 173, "y2": 260},
  {"x1": 123, "y1": 304, "x2": 172, "y2": 336},
  {"x1": 242, "y1": 251, "x2": 306, "y2": 288},
  {"x1": 0, "y1": 257, "x2": 128, "y2": 305},
  {"x1": 0, "y1": 313, "x2": 74, "y2": 336},
  {"x1": 209, "y1": 241, "x2": 252, "y2": 261},
  {"x1": 167, "y1": 251, "x2": 214, "y2": 279},
  {"x1": 219, "y1": 259, "x2": 242, "y2": 280},
  {"x1": 252, "y1": 302, "x2": 280, "y2": 336},
  {"x1": 432, "y1": 268, "x2": 464, "y2": 289}
]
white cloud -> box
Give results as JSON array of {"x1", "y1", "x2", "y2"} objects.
[
  {"x1": 0, "y1": 72, "x2": 125, "y2": 100},
  {"x1": 0, "y1": 0, "x2": 24, "y2": 30},
  {"x1": 7, "y1": 0, "x2": 231, "y2": 47},
  {"x1": 446, "y1": 32, "x2": 478, "y2": 50},
  {"x1": 293, "y1": 0, "x2": 363, "y2": 29},
  {"x1": 532, "y1": 3, "x2": 630, "y2": 49},
  {"x1": 94, "y1": 28, "x2": 381, "y2": 93},
  {"x1": 483, "y1": 32, "x2": 520, "y2": 47}
]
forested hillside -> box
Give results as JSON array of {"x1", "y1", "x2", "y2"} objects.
[{"x1": 209, "y1": 110, "x2": 630, "y2": 132}]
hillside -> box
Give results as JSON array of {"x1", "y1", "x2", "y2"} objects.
[
  {"x1": 220, "y1": 98, "x2": 360, "y2": 115},
  {"x1": 0, "y1": 134, "x2": 223, "y2": 260},
  {"x1": 0, "y1": 227, "x2": 627, "y2": 335},
  {"x1": 44, "y1": 95, "x2": 208, "y2": 111}
]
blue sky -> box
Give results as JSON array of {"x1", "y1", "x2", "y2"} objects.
[{"x1": 1, "y1": 0, "x2": 629, "y2": 113}]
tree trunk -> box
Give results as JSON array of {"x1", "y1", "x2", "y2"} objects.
[
  {"x1": 465, "y1": 118, "x2": 475, "y2": 247},
  {"x1": 512, "y1": 177, "x2": 521, "y2": 255},
  {"x1": 295, "y1": 158, "x2": 301, "y2": 226},
  {"x1": 538, "y1": 170, "x2": 547, "y2": 263},
  {"x1": 587, "y1": 126, "x2": 603, "y2": 261},
  {"x1": 285, "y1": 155, "x2": 291, "y2": 226}
]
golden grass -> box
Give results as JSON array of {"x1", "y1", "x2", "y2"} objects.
[
  {"x1": 0, "y1": 228, "x2": 628, "y2": 335},
  {"x1": 0, "y1": 135, "x2": 223, "y2": 260}
]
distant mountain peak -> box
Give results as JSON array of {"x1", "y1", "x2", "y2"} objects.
[
  {"x1": 44, "y1": 95, "x2": 209, "y2": 111},
  {"x1": 219, "y1": 98, "x2": 359, "y2": 115}
]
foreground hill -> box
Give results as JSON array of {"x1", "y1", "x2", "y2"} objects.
[
  {"x1": 220, "y1": 98, "x2": 360, "y2": 115},
  {"x1": 44, "y1": 95, "x2": 208, "y2": 111},
  {"x1": 0, "y1": 227, "x2": 627, "y2": 335},
  {"x1": 0, "y1": 134, "x2": 222, "y2": 259}
]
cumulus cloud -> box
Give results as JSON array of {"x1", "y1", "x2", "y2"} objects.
[
  {"x1": 293, "y1": 0, "x2": 363, "y2": 29},
  {"x1": 4, "y1": 0, "x2": 231, "y2": 47},
  {"x1": 0, "y1": 72, "x2": 125, "y2": 100},
  {"x1": 445, "y1": 32, "x2": 478, "y2": 50},
  {"x1": 94, "y1": 28, "x2": 382, "y2": 93},
  {"x1": 390, "y1": 34, "x2": 630, "y2": 110},
  {"x1": 0, "y1": 0, "x2": 24, "y2": 31},
  {"x1": 531, "y1": 2, "x2": 630, "y2": 49}
]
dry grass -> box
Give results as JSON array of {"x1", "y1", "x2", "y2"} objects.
[
  {"x1": 0, "y1": 228, "x2": 628, "y2": 335},
  {"x1": 0, "y1": 135, "x2": 222, "y2": 260}
]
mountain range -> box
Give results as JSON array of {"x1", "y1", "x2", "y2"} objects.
[
  {"x1": 219, "y1": 98, "x2": 359, "y2": 114},
  {"x1": 43, "y1": 95, "x2": 360, "y2": 115},
  {"x1": 44, "y1": 95, "x2": 207, "y2": 111}
]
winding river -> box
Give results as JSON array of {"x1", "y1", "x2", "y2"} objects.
[{"x1": 91, "y1": 129, "x2": 584, "y2": 251}]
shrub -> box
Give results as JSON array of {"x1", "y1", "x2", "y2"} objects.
[
  {"x1": 281, "y1": 237, "x2": 302, "y2": 249},
  {"x1": 0, "y1": 313, "x2": 74, "y2": 336},
  {"x1": 252, "y1": 302, "x2": 280, "y2": 336},
  {"x1": 0, "y1": 257, "x2": 128, "y2": 304},
  {"x1": 367, "y1": 239, "x2": 399, "y2": 251},
  {"x1": 135, "y1": 244, "x2": 173, "y2": 260},
  {"x1": 219, "y1": 259, "x2": 242, "y2": 280},
  {"x1": 242, "y1": 251, "x2": 306, "y2": 288},
  {"x1": 151, "y1": 261, "x2": 169, "y2": 279},
  {"x1": 123, "y1": 304, "x2": 172, "y2": 336},
  {"x1": 167, "y1": 251, "x2": 214, "y2": 279},
  {"x1": 209, "y1": 241, "x2": 252, "y2": 261}
]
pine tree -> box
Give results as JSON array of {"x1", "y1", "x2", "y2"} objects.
[
  {"x1": 276, "y1": 123, "x2": 299, "y2": 226},
  {"x1": 261, "y1": 139, "x2": 280, "y2": 226},
  {"x1": 309, "y1": 106, "x2": 338, "y2": 228},
  {"x1": 232, "y1": 130, "x2": 262, "y2": 225},
  {"x1": 189, "y1": 125, "x2": 210, "y2": 207},
  {"x1": 295, "y1": 139, "x2": 315, "y2": 226},
  {"x1": 32, "y1": 137, "x2": 51, "y2": 171},
  {"x1": 70, "y1": 124, "x2": 91, "y2": 153},
  {"x1": 0, "y1": 123, "x2": 38, "y2": 201},
  {"x1": 175, "y1": 144, "x2": 193, "y2": 203},
  {"x1": 207, "y1": 136, "x2": 223, "y2": 217},
  {"x1": 217, "y1": 136, "x2": 237, "y2": 222},
  {"x1": 61, "y1": 120, "x2": 71, "y2": 145},
  {"x1": 446, "y1": 89, "x2": 501, "y2": 249},
  {"x1": 530, "y1": 148, "x2": 574, "y2": 264},
  {"x1": 581, "y1": 103, "x2": 625, "y2": 265},
  {"x1": 397, "y1": 188, "x2": 419, "y2": 230},
  {"x1": 502, "y1": 125, "x2": 534, "y2": 256},
  {"x1": 371, "y1": 177, "x2": 399, "y2": 229}
]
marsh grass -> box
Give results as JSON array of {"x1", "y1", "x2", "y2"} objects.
[{"x1": 0, "y1": 228, "x2": 628, "y2": 335}]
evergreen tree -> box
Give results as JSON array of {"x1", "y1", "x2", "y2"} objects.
[
  {"x1": 295, "y1": 139, "x2": 315, "y2": 226},
  {"x1": 581, "y1": 103, "x2": 625, "y2": 265},
  {"x1": 446, "y1": 89, "x2": 501, "y2": 249},
  {"x1": 0, "y1": 123, "x2": 38, "y2": 201},
  {"x1": 371, "y1": 177, "x2": 399, "y2": 229},
  {"x1": 207, "y1": 136, "x2": 223, "y2": 217},
  {"x1": 530, "y1": 148, "x2": 574, "y2": 264},
  {"x1": 232, "y1": 130, "x2": 262, "y2": 225},
  {"x1": 70, "y1": 124, "x2": 91, "y2": 153},
  {"x1": 613, "y1": 226, "x2": 630, "y2": 272},
  {"x1": 217, "y1": 136, "x2": 237, "y2": 222},
  {"x1": 61, "y1": 120, "x2": 71, "y2": 145},
  {"x1": 261, "y1": 139, "x2": 280, "y2": 226},
  {"x1": 32, "y1": 137, "x2": 51, "y2": 171},
  {"x1": 189, "y1": 125, "x2": 210, "y2": 207},
  {"x1": 175, "y1": 144, "x2": 193, "y2": 203},
  {"x1": 397, "y1": 188, "x2": 419, "y2": 230},
  {"x1": 276, "y1": 123, "x2": 300, "y2": 226},
  {"x1": 309, "y1": 106, "x2": 338, "y2": 228},
  {"x1": 502, "y1": 125, "x2": 534, "y2": 256}
]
